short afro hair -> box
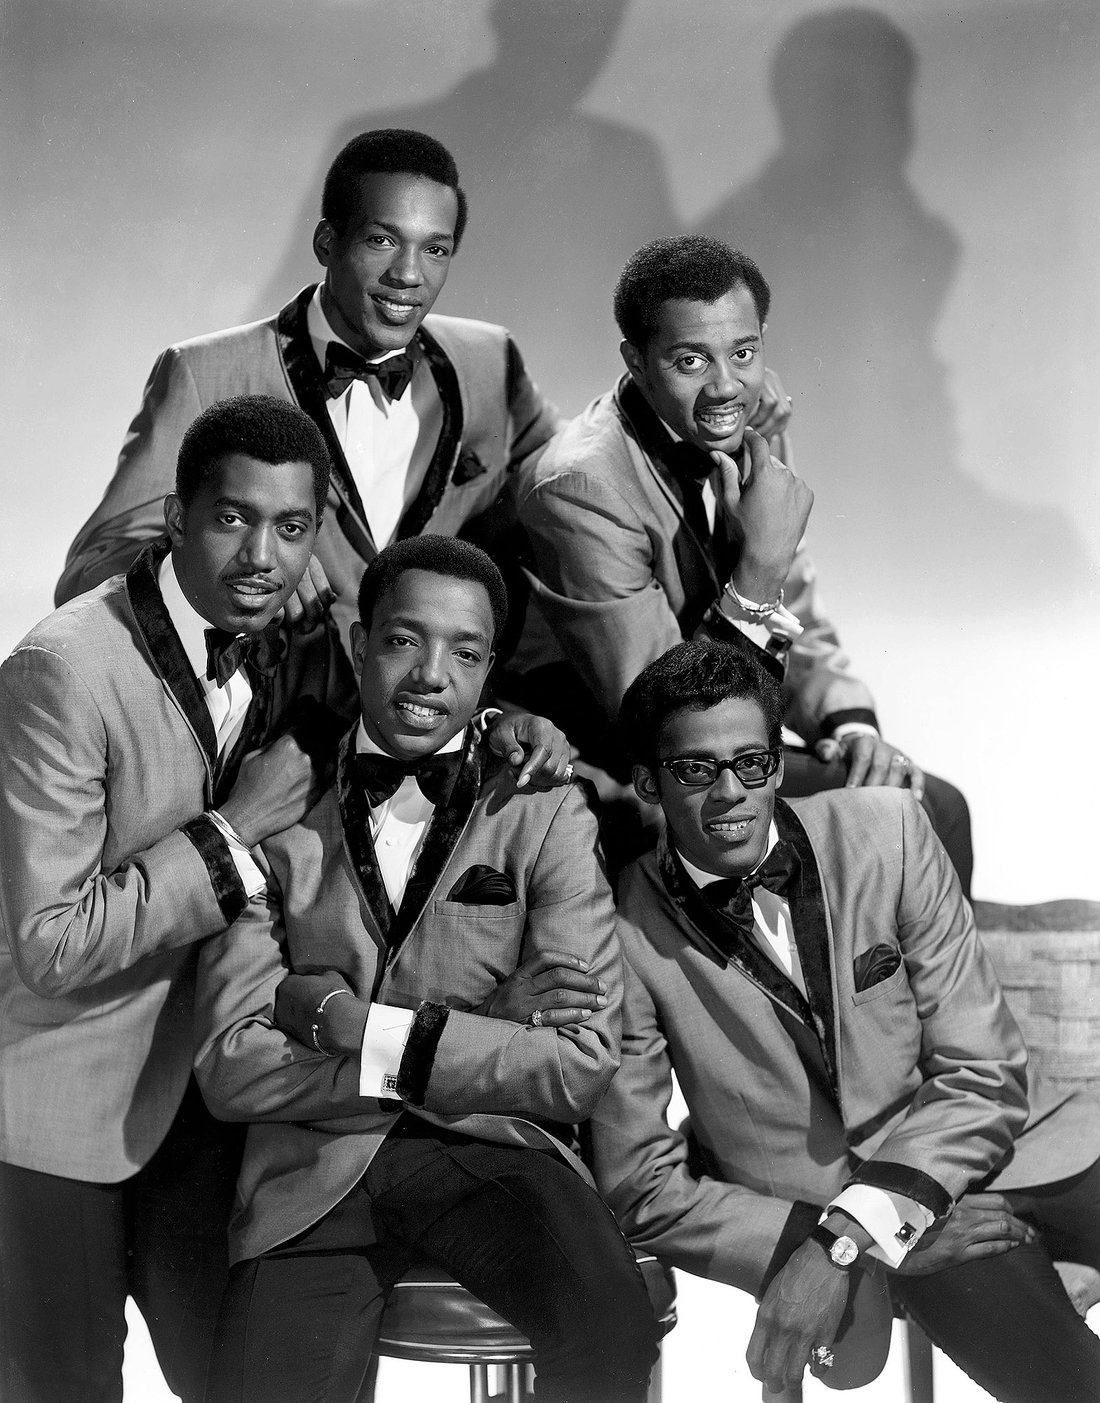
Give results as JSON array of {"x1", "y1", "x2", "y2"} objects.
[
  {"x1": 619, "y1": 639, "x2": 783, "y2": 771},
  {"x1": 322, "y1": 128, "x2": 468, "y2": 250},
  {"x1": 613, "y1": 236, "x2": 771, "y2": 351},
  {"x1": 357, "y1": 535, "x2": 508, "y2": 647},
  {"x1": 175, "y1": 396, "x2": 332, "y2": 518}
]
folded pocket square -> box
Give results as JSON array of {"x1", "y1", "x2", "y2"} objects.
[
  {"x1": 853, "y1": 943, "x2": 903, "y2": 993},
  {"x1": 447, "y1": 865, "x2": 518, "y2": 905}
]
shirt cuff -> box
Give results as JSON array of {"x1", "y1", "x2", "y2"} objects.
[
  {"x1": 826, "y1": 1185, "x2": 934, "y2": 1268},
  {"x1": 359, "y1": 1002, "x2": 416, "y2": 1097},
  {"x1": 832, "y1": 722, "x2": 880, "y2": 740},
  {"x1": 206, "y1": 810, "x2": 266, "y2": 899},
  {"x1": 718, "y1": 591, "x2": 804, "y2": 643}
]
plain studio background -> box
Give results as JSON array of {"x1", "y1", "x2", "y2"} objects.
[{"x1": 4, "y1": 1, "x2": 1098, "y2": 1397}]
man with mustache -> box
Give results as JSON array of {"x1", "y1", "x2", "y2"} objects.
[
  {"x1": 589, "y1": 638, "x2": 1100, "y2": 1402},
  {"x1": 0, "y1": 396, "x2": 345, "y2": 1403},
  {"x1": 193, "y1": 536, "x2": 660, "y2": 1403},
  {"x1": 513, "y1": 235, "x2": 972, "y2": 888}
]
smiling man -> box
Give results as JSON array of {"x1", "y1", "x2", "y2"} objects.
[
  {"x1": 588, "y1": 638, "x2": 1100, "y2": 1402},
  {"x1": 56, "y1": 129, "x2": 561, "y2": 662},
  {"x1": 513, "y1": 234, "x2": 972, "y2": 888},
  {"x1": 0, "y1": 396, "x2": 354, "y2": 1403},
  {"x1": 193, "y1": 536, "x2": 659, "y2": 1403}
]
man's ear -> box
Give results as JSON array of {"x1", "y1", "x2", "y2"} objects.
[
  {"x1": 775, "y1": 748, "x2": 784, "y2": 791},
  {"x1": 349, "y1": 621, "x2": 366, "y2": 680},
  {"x1": 620, "y1": 338, "x2": 645, "y2": 384},
  {"x1": 632, "y1": 763, "x2": 662, "y2": 807},
  {"x1": 313, "y1": 219, "x2": 335, "y2": 268},
  {"x1": 163, "y1": 493, "x2": 185, "y2": 545}
]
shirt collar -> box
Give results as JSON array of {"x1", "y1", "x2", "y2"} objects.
[
  {"x1": 677, "y1": 821, "x2": 779, "y2": 890},
  {"x1": 158, "y1": 553, "x2": 223, "y2": 683},
  {"x1": 308, "y1": 284, "x2": 405, "y2": 373}
]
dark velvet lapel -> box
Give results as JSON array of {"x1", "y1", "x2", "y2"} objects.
[
  {"x1": 614, "y1": 375, "x2": 721, "y2": 635},
  {"x1": 125, "y1": 540, "x2": 218, "y2": 779},
  {"x1": 275, "y1": 287, "x2": 375, "y2": 560},
  {"x1": 658, "y1": 834, "x2": 813, "y2": 1028},
  {"x1": 390, "y1": 725, "x2": 482, "y2": 954},
  {"x1": 394, "y1": 324, "x2": 463, "y2": 540},
  {"x1": 336, "y1": 725, "x2": 394, "y2": 953},
  {"x1": 773, "y1": 797, "x2": 840, "y2": 1100},
  {"x1": 213, "y1": 669, "x2": 275, "y2": 807}
]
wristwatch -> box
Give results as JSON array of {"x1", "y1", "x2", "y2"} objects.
[{"x1": 810, "y1": 1224, "x2": 861, "y2": 1271}]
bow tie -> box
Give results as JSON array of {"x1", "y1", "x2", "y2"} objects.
[
  {"x1": 702, "y1": 837, "x2": 798, "y2": 937},
  {"x1": 323, "y1": 342, "x2": 417, "y2": 402},
  {"x1": 667, "y1": 440, "x2": 718, "y2": 485},
  {"x1": 204, "y1": 620, "x2": 284, "y2": 689},
  {"x1": 354, "y1": 748, "x2": 463, "y2": 809}
]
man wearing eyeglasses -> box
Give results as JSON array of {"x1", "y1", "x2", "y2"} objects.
[{"x1": 588, "y1": 638, "x2": 1100, "y2": 1403}]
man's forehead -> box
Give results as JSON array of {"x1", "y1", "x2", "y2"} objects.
[
  {"x1": 374, "y1": 570, "x2": 493, "y2": 632},
  {"x1": 197, "y1": 453, "x2": 315, "y2": 512},
  {"x1": 349, "y1": 170, "x2": 458, "y2": 233},
  {"x1": 650, "y1": 285, "x2": 761, "y2": 347},
  {"x1": 659, "y1": 696, "x2": 770, "y2": 753}
]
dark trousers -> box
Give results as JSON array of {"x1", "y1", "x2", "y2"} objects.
[
  {"x1": 891, "y1": 1158, "x2": 1100, "y2": 1403},
  {"x1": 779, "y1": 748, "x2": 974, "y2": 897},
  {"x1": 208, "y1": 1121, "x2": 661, "y2": 1403},
  {"x1": 0, "y1": 1078, "x2": 243, "y2": 1403}
]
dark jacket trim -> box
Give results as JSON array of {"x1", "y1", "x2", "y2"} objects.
[
  {"x1": 760, "y1": 1198, "x2": 827, "y2": 1295},
  {"x1": 775, "y1": 799, "x2": 840, "y2": 1100},
  {"x1": 336, "y1": 726, "x2": 394, "y2": 950},
  {"x1": 390, "y1": 728, "x2": 482, "y2": 954},
  {"x1": 846, "y1": 1159, "x2": 954, "y2": 1220},
  {"x1": 396, "y1": 324, "x2": 463, "y2": 539},
  {"x1": 180, "y1": 815, "x2": 249, "y2": 925},
  {"x1": 396, "y1": 999, "x2": 451, "y2": 1106},
  {"x1": 822, "y1": 707, "x2": 881, "y2": 736},
  {"x1": 126, "y1": 540, "x2": 219, "y2": 772}
]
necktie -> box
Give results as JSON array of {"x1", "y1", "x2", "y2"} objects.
[
  {"x1": 703, "y1": 837, "x2": 798, "y2": 938},
  {"x1": 354, "y1": 749, "x2": 464, "y2": 809},
  {"x1": 204, "y1": 620, "x2": 284, "y2": 689},
  {"x1": 667, "y1": 441, "x2": 716, "y2": 545},
  {"x1": 324, "y1": 343, "x2": 417, "y2": 403}
]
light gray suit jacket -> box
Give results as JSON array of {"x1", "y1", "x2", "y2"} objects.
[
  {"x1": 590, "y1": 789, "x2": 1100, "y2": 1297},
  {"x1": 0, "y1": 544, "x2": 349, "y2": 1181},
  {"x1": 193, "y1": 735, "x2": 621, "y2": 1265},
  {"x1": 58, "y1": 288, "x2": 560, "y2": 654}
]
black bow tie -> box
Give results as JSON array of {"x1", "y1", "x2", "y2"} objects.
[
  {"x1": 702, "y1": 837, "x2": 798, "y2": 938},
  {"x1": 323, "y1": 342, "x2": 417, "y2": 402},
  {"x1": 354, "y1": 748, "x2": 463, "y2": 809},
  {"x1": 668, "y1": 440, "x2": 718, "y2": 485},
  {"x1": 204, "y1": 620, "x2": 284, "y2": 689}
]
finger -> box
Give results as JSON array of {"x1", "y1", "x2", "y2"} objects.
[
  {"x1": 517, "y1": 950, "x2": 592, "y2": 978},
  {"x1": 543, "y1": 984, "x2": 608, "y2": 1010},
  {"x1": 515, "y1": 742, "x2": 553, "y2": 789},
  {"x1": 292, "y1": 574, "x2": 326, "y2": 632},
  {"x1": 843, "y1": 738, "x2": 873, "y2": 788},
  {"x1": 907, "y1": 759, "x2": 926, "y2": 803},
  {"x1": 965, "y1": 1194, "x2": 1015, "y2": 1211},
  {"x1": 282, "y1": 591, "x2": 305, "y2": 627},
  {"x1": 745, "y1": 1321, "x2": 769, "y2": 1383},
  {"x1": 864, "y1": 745, "x2": 900, "y2": 788},
  {"x1": 531, "y1": 1007, "x2": 595, "y2": 1027},
  {"x1": 488, "y1": 720, "x2": 526, "y2": 768},
  {"x1": 741, "y1": 426, "x2": 772, "y2": 483},
  {"x1": 709, "y1": 449, "x2": 743, "y2": 502},
  {"x1": 529, "y1": 970, "x2": 607, "y2": 997},
  {"x1": 307, "y1": 554, "x2": 335, "y2": 604},
  {"x1": 814, "y1": 737, "x2": 840, "y2": 764}
]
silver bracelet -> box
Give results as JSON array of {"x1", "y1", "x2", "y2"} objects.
[
  {"x1": 722, "y1": 580, "x2": 785, "y2": 619},
  {"x1": 311, "y1": 988, "x2": 354, "y2": 1057},
  {"x1": 316, "y1": 988, "x2": 354, "y2": 1018}
]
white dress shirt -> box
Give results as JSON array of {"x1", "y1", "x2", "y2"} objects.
[
  {"x1": 158, "y1": 555, "x2": 266, "y2": 896},
  {"x1": 308, "y1": 287, "x2": 443, "y2": 548},
  {"x1": 679, "y1": 829, "x2": 930, "y2": 1266},
  {"x1": 354, "y1": 722, "x2": 465, "y2": 1097}
]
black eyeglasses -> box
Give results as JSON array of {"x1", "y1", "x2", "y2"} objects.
[{"x1": 659, "y1": 749, "x2": 782, "y2": 790}]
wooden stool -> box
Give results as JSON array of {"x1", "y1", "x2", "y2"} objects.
[{"x1": 373, "y1": 1250, "x2": 677, "y2": 1402}]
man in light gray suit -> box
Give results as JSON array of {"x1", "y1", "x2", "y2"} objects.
[
  {"x1": 193, "y1": 537, "x2": 660, "y2": 1403},
  {"x1": 0, "y1": 396, "x2": 352, "y2": 1403},
  {"x1": 590, "y1": 638, "x2": 1100, "y2": 1402}
]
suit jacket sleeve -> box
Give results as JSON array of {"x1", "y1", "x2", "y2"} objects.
[
  {"x1": 842, "y1": 798, "x2": 1029, "y2": 1214},
  {"x1": 589, "y1": 953, "x2": 821, "y2": 1296},
  {"x1": 0, "y1": 645, "x2": 246, "y2": 997},
  {"x1": 401, "y1": 784, "x2": 623, "y2": 1123},
  {"x1": 192, "y1": 880, "x2": 369, "y2": 1124},
  {"x1": 56, "y1": 348, "x2": 202, "y2": 605},
  {"x1": 519, "y1": 464, "x2": 875, "y2": 738},
  {"x1": 502, "y1": 335, "x2": 562, "y2": 470}
]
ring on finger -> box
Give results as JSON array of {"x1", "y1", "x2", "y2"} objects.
[
  {"x1": 811, "y1": 1345, "x2": 834, "y2": 1369},
  {"x1": 563, "y1": 762, "x2": 575, "y2": 783},
  {"x1": 528, "y1": 1009, "x2": 545, "y2": 1028},
  {"x1": 890, "y1": 754, "x2": 910, "y2": 768}
]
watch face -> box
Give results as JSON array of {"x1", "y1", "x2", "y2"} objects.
[{"x1": 830, "y1": 1235, "x2": 859, "y2": 1268}]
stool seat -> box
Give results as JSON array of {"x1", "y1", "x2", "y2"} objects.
[{"x1": 375, "y1": 1250, "x2": 677, "y2": 1367}]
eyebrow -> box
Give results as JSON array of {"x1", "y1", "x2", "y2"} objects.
[
  {"x1": 386, "y1": 615, "x2": 490, "y2": 646},
  {"x1": 368, "y1": 218, "x2": 455, "y2": 245},
  {"x1": 213, "y1": 496, "x2": 314, "y2": 522},
  {"x1": 663, "y1": 333, "x2": 761, "y2": 356}
]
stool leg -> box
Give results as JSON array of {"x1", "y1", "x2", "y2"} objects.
[
  {"x1": 506, "y1": 1362, "x2": 526, "y2": 1403},
  {"x1": 646, "y1": 1345, "x2": 663, "y2": 1403},
  {"x1": 470, "y1": 1362, "x2": 491, "y2": 1403},
  {"x1": 904, "y1": 1318, "x2": 935, "y2": 1403}
]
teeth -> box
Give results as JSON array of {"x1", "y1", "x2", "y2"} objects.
[
  {"x1": 374, "y1": 297, "x2": 417, "y2": 318},
  {"x1": 398, "y1": 702, "x2": 442, "y2": 719},
  {"x1": 698, "y1": 405, "x2": 743, "y2": 428}
]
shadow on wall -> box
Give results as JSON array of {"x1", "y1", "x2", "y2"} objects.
[
  {"x1": 253, "y1": 0, "x2": 679, "y2": 417},
  {"x1": 698, "y1": 6, "x2": 1092, "y2": 608}
]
